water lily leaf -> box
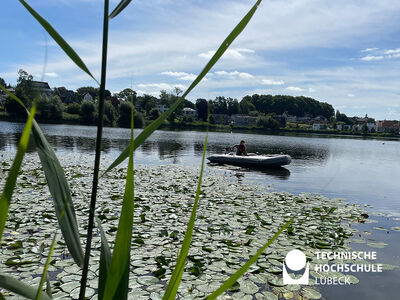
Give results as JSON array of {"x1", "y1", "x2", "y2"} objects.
[{"x1": 301, "y1": 287, "x2": 322, "y2": 299}]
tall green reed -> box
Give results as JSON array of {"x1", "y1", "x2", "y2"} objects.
[{"x1": 0, "y1": 0, "x2": 296, "y2": 299}]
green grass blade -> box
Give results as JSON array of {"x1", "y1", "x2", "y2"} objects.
[
  {"x1": 102, "y1": 99, "x2": 135, "y2": 299},
  {"x1": 96, "y1": 217, "x2": 111, "y2": 300},
  {"x1": 31, "y1": 120, "x2": 84, "y2": 267},
  {"x1": 162, "y1": 124, "x2": 209, "y2": 300},
  {"x1": 0, "y1": 292, "x2": 4, "y2": 300},
  {"x1": 0, "y1": 274, "x2": 52, "y2": 300},
  {"x1": 0, "y1": 84, "x2": 84, "y2": 267},
  {"x1": 109, "y1": 0, "x2": 132, "y2": 19},
  {"x1": 36, "y1": 233, "x2": 57, "y2": 300},
  {"x1": 103, "y1": 0, "x2": 262, "y2": 174},
  {"x1": 18, "y1": 0, "x2": 98, "y2": 84},
  {"x1": 0, "y1": 100, "x2": 36, "y2": 241},
  {"x1": 205, "y1": 217, "x2": 294, "y2": 300}
]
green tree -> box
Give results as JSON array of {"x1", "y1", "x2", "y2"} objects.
[
  {"x1": 256, "y1": 115, "x2": 279, "y2": 129},
  {"x1": 80, "y1": 101, "x2": 96, "y2": 124},
  {"x1": 66, "y1": 102, "x2": 81, "y2": 115},
  {"x1": 0, "y1": 77, "x2": 6, "y2": 88},
  {"x1": 37, "y1": 94, "x2": 63, "y2": 120},
  {"x1": 149, "y1": 108, "x2": 160, "y2": 120},
  {"x1": 117, "y1": 88, "x2": 136, "y2": 101},
  {"x1": 118, "y1": 101, "x2": 144, "y2": 128},
  {"x1": 103, "y1": 100, "x2": 117, "y2": 127},
  {"x1": 196, "y1": 98, "x2": 208, "y2": 121},
  {"x1": 4, "y1": 69, "x2": 34, "y2": 115}
]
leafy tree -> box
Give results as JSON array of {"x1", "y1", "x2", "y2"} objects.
[
  {"x1": 117, "y1": 88, "x2": 136, "y2": 101},
  {"x1": 0, "y1": 77, "x2": 6, "y2": 88},
  {"x1": 196, "y1": 98, "x2": 208, "y2": 121},
  {"x1": 4, "y1": 69, "x2": 34, "y2": 115},
  {"x1": 36, "y1": 94, "x2": 63, "y2": 120},
  {"x1": 103, "y1": 100, "x2": 118, "y2": 127},
  {"x1": 361, "y1": 123, "x2": 368, "y2": 135},
  {"x1": 256, "y1": 115, "x2": 279, "y2": 129},
  {"x1": 80, "y1": 101, "x2": 96, "y2": 124},
  {"x1": 66, "y1": 102, "x2": 81, "y2": 115},
  {"x1": 149, "y1": 108, "x2": 160, "y2": 120},
  {"x1": 118, "y1": 101, "x2": 144, "y2": 128},
  {"x1": 227, "y1": 98, "x2": 240, "y2": 115}
]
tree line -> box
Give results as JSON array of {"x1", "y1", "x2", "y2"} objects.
[{"x1": 1, "y1": 70, "x2": 336, "y2": 128}]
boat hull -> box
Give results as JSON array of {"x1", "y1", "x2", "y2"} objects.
[{"x1": 207, "y1": 154, "x2": 291, "y2": 168}]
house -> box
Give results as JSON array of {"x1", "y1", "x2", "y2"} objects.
[
  {"x1": 83, "y1": 93, "x2": 93, "y2": 101},
  {"x1": 353, "y1": 122, "x2": 377, "y2": 132},
  {"x1": 337, "y1": 124, "x2": 352, "y2": 131},
  {"x1": 376, "y1": 120, "x2": 400, "y2": 133},
  {"x1": 0, "y1": 87, "x2": 15, "y2": 104},
  {"x1": 156, "y1": 104, "x2": 168, "y2": 113},
  {"x1": 312, "y1": 121, "x2": 328, "y2": 130},
  {"x1": 32, "y1": 81, "x2": 52, "y2": 96},
  {"x1": 182, "y1": 107, "x2": 197, "y2": 118},
  {"x1": 231, "y1": 114, "x2": 257, "y2": 127},
  {"x1": 211, "y1": 114, "x2": 230, "y2": 124},
  {"x1": 282, "y1": 112, "x2": 297, "y2": 122}
]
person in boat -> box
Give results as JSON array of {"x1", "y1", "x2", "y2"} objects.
[{"x1": 236, "y1": 140, "x2": 247, "y2": 156}]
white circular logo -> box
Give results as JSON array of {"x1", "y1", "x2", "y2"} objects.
[{"x1": 285, "y1": 249, "x2": 306, "y2": 271}]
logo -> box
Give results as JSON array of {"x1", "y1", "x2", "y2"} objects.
[{"x1": 282, "y1": 249, "x2": 309, "y2": 284}]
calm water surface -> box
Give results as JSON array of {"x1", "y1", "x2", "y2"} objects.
[{"x1": 1, "y1": 121, "x2": 400, "y2": 299}]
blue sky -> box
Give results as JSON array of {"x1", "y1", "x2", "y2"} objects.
[{"x1": 1, "y1": 0, "x2": 400, "y2": 120}]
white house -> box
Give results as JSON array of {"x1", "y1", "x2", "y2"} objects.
[
  {"x1": 312, "y1": 121, "x2": 328, "y2": 130},
  {"x1": 83, "y1": 93, "x2": 93, "y2": 101},
  {"x1": 156, "y1": 104, "x2": 168, "y2": 113},
  {"x1": 182, "y1": 107, "x2": 197, "y2": 117}
]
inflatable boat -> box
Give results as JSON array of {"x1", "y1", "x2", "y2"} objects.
[{"x1": 207, "y1": 153, "x2": 291, "y2": 168}]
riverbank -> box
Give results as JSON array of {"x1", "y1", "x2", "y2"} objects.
[
  {"x1": 0, "y1": 113, "x2": 398, "y2": 140},
  {"x1": 1, "y1": 153, "x2": 398, "y2": 299}
]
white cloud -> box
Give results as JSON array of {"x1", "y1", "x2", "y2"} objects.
[
  {"x1": 347, "y1": 93, "x2": 355, "y2": 97},
  {"x1": 261, "y1": 79, "x2": 284, "y2": 85},
  {"x1": 361, "y1": 55, "x2": 384, "y2": 61},
  {"x1": 385, "y1": 48, "x2": 400, "y2": 54},
  {"x1": 361, "y1": 47, "x2": 379, "y2": 52},
  {"x1": 161, "y1": 71, "x2": 197, "y2": 81},
  {"x1": 44, "y1": 72, "x2": 59, "y2": 78},
  {"x1": 308, "y1": 87, "x2": 316, "y2": 92},
  {"x1": 286, "y1": 86, "x2": 304, "y2": 92},
  {"x1": 137, "y1": 83, "x2": 186, "y2": 92},
  {"x1": 214, "y1": 70, "x2": 253, "y2": 79},
  {"x1": 198, "y1": 48, "x2": 255, "y2": 60}
]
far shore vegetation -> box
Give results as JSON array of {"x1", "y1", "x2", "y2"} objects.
[{"x1": 1, "y1": 70, "x2": 399, "y2": 138}]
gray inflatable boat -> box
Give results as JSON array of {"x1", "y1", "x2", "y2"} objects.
[{"x1": 207, "y1": 153, "x2": 291, "y2": 167}]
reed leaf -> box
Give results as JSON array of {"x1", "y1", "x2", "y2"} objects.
[
  {"x1": 18, "y1": 0, "x2": 98, "y2": 84},
  {"x1": 109, "y1": 0, "x2": 132, "y2": 19},
  {"x1": 205, "y1": 217, "x2": 294, "y2": 300},
  {"x1": 104, "y1": 0, "x2": 262, "y2": 174},
  {"x1": 162, "y1": 123, "x2": 209, "y2": 300},
  {"x1": 0, "y1": 86, "x2": 84, "y2": 267},
  {"x1": 35, "y1": 233, "x2": 57, "y2": 300},
  {"x1": 0, "y1": 274, "x2": 52, "y2": 300},
  {"x1": 102, "y1": 99, "x2": 135, "y2": 299},
  {"x1": 0, "y1": 99, "x2": 36, "y2": 241},
  {"x1": 96, "y1": 217, "x2": 111, "y2": 300}
]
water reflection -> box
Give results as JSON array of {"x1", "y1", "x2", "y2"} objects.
[{"x1": 207, "y1": 164, "x2": 291, "y2": 180}]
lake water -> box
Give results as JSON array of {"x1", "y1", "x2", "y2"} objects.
[{"x1": 1, "y1": 121, "x2": 400, "y2": 299}]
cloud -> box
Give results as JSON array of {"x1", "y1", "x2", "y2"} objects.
[
  {"x1": 161, "y1": 71, "x2": 197, "y2": 81},
  {"x1": 214, "y1": 70, "x2": 254, "y2": 79},
  {"x1": 361, "y1": 55, "x2": 384, "y2": 61},
  {"x1": 347, "y1": 94, "x2": 355, "y2": 97},
  {"x1": 261, "y1": 79, "x2": 284, "y2": 85},
  {"x1": 385, "y1": 48, "x2": 400, "y2": 54},
  {"x1": 286, "y1": 86, "x2": 304, "y2": 92},
  {"x1": 308, "y1": 87, "x2": 316, "y2": 92},
  {"x1": 198, "y1": 48, "x2": 255, "y2": 60},
  {"x1": 44, "y1": 72, "x2": 59, "y2": 78},
  {"x1": 361, "y1": 47, "x2": 379, "y2": 52},
  {"x1": 136, "y1": 83, "x2": 186, "y2": 92}
]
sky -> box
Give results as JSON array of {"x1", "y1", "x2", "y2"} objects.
[{"x1": 1, "y1": 0, "x2": 400, "y2": 120}]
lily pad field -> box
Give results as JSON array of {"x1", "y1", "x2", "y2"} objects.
[{"x1": 1, "y1": 152, "x2": 397, "y2": 299}]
